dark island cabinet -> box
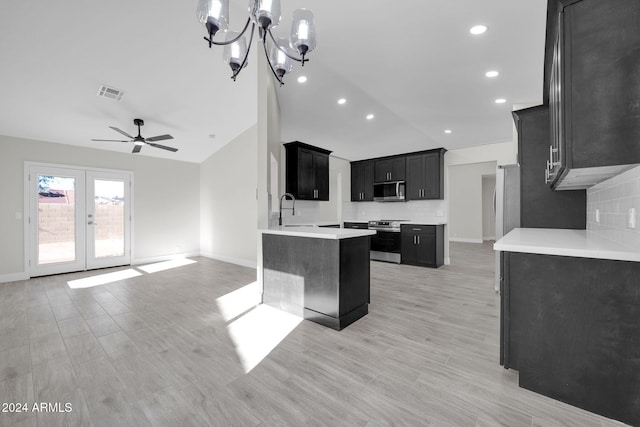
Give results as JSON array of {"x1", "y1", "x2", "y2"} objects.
[
  {"x1": 513, "y1": 106, "x2": 586, "y2": 229},
  {"x1": 406, "y1": 149, "x2": 445, "y2": 200},
  {"x1": 284, "y1": 141, "x2": 331, "y2": 201},
  {"x1": 400, "y1": 224, "x2": 444, "y2": 268},
  {"x1": 351, "y1": 160, "x2": 374, "y2": 201},
  {"x1": 374, "y1": 156, "x2": 405, "y2": 182},
  {"x1": 501, "y1": 251, "x2": 640, "y2": 426},
  {"x1": 547, "y1": 0, "x2": 640, "y2": 189}
]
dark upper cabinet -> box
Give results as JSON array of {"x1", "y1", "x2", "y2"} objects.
[
  {"x1": 400, "y1": 224, "x2": 444, "y2": 268},
  {"x1": 350, "y1": 160, "x2": 374, "y2": 202},
  {"x1": 513, "y1": 105, "x2": 586, "y2": 229},
  {"x1": 374, "y1": 156, "x2": 405, "y2": 182},
  {"x1": 284, "y1": 141, "x2": 332, "y2": 201},
  {"x1": 406, "y1": 149, "x2": 445, "y2": 200},
  {"x1": 547, "y1": 0, "x2": 640, "y2": 190}
]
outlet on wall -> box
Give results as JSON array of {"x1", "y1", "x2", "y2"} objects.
[{"x1": 628, "y1": 208, "x2": 637, "y2": 229}]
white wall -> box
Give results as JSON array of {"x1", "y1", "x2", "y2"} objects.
[
  {"x1": 449, "y1": 162, "x2": 497, "y2": 243},
  {"x1": 587, "y1": 165, "x2": 640, "y2": 250},
  {"x1": 444, "y1": 140, "x2": 515, "y2": 261},
  {"x1": 0, "y1": 135, "x2": 201, "y2": 281},
  {"x1": 200, "y1": 125, "x2": 258, "y2": 268}
]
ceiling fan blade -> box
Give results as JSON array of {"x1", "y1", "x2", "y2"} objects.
[
  {"x1": 147, "y1": 142, "x2": 178, "y2": 152},
  {"x1": 145, "y1": 134, "x2": 173, "y2": 142},
  {"x1": 109, "y1": 126, "x2": 135, "y2": 139},
  {"x1": 132, "y1": 145, "x2": 142, "y2": 154},
  {"x1": 91, "y1": 139, "x2": 130, "y2": 142}
]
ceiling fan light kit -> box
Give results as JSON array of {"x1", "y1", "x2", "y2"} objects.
[
  {"x1": 91, "y1": 118, "x2": 178, "y2": 154},
  {"x1": 197, "y1": 0, "x2": 317, "y2": 86}
]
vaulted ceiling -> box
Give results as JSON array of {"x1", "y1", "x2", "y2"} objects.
[{"x1": 0, "y1": 1, "x2": 546, "y2": 163}]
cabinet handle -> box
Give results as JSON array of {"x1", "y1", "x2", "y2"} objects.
[
  {"x1": 413, "y1": 236, "x2": 416, "y2": 244},
  {"x1": 417, "y1": 236, "x2": 420, "y2": 245}
]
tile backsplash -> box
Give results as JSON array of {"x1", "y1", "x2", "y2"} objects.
[
  {"x1": 342, "y1": 200, "x2": 449, "y2": 223},
  {"x1": 587, "y1": 165, "x2": 640, "y2": 250}
]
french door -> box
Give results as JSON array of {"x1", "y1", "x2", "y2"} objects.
[{"x1": 28, "y1": 164, "x2": 132, "y2": 277}]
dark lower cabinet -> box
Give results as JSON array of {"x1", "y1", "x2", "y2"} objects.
[
  {"x1": 400, "y1": 224, "x2": 444, "y2": 268},
  {"x1": 502, "y1": 251, "x2": 640, "y2": 426}
]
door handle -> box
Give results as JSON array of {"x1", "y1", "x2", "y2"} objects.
[{"x1": 88, "y1": 221, "x2": 97, "y2": 225}]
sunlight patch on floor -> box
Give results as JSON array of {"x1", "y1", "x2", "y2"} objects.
[
  {"x1": 215, "y1": 282, "x2": 261, "y2": 322},
  {"x1": 67, "y1": 268, "x2": 142, "y2": 289},
  {"x1": 225, "y1": 304, "x2": 302, "y2": 373},
  {"x1": 137, "y1": 257, "x2": 197, "y2": 274}
]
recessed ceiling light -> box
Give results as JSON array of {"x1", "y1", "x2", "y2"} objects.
[
  {"x1": 470, "y1": 25, "x2": 488, "y2": 35},
  {"x1": 366, "y1": 114, "x2": 375, "y2": 120},
  {"x1": 444, "y1": 130, "x2": 452, "y2": 134},
  {"x1": 337, "y1": 98, "x2": 346, "y2": 105},
  {"x1": 485, "y1": 70, "x2": 499, "y2": 78},
  {"x1": 495, "y1": 98, "x2": 507, "y2": 104},
  {"x1": 297, "y1": 76, "x2": 307, "y2": 83}
]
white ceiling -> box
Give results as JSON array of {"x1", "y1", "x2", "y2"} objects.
[{"x1": 0, "y1": 1, "x2": 547, "y2": 164}]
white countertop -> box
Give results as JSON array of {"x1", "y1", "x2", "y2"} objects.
[
  {"x1": 494, "y1": 228, "x2": 640, "y2": 262},
  {"x1": 262, "y1": 226, "x2": 376, "y2": 240}
]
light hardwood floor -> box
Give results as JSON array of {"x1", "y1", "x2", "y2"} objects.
[{"x1": 0, "y1": 242, "x2": 629, "y2": 427}]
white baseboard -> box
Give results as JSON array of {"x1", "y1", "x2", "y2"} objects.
[
  {"x1": 449, "y1": 237, "x2": 484, "y2": 244},
  {"x1": 0, "y1": 272, "x2": 29, "y2": 284},
  {"x1": 444, "y1": 257, "x2": 451, "y2": 265},
  {"x1": 200, "y1": 252, "x2": 257, "y2": 269},
  {"x1": 483, "y1": 236, "x2": 496, "y2": 241},
  {"x1": 132, "y1": 251, "x2": 202, "y2": 266}
]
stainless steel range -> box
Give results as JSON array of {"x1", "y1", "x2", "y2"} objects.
[{"x1": 368, "y1": 220, "x2": 408, "y2": 264}]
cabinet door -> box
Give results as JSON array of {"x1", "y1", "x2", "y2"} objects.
[
  {"x1": 314, "y1": 152, "x2": 329, "y2": 200},
  {"x1": 350, "y1": 163, "x2": 361, "y2": 201},
  {"x1": 389, "y1": 157, "x2": 406, "y2": 181},
  {"x1": 374, "y1": 159, "x2": 391, "y2": 182},
  {"x1": 405, "y1": 154, "x2": 424, "y2": 200},
  {"x1": 415, "y1": 234, "x2": 436, "y2": 267},
  {"x1": 362, "y1": 161, "x2": 374, "y2": 200},
  {"x1": 400, "y1": 232, "x2": 418, "y2": 264},
  {"x1": 565, "y1": 0, "x2": 640, "y2": 169},
  {"x1": 297, "y1": 148, "x2": 315, "y2": 199},
  {"x1": 423, "y1": 152, "x2": 441, "y2": 199}
]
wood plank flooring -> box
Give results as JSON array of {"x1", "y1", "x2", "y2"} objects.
[{"x1": 0, "y1": 242, "x2": 629, "y2": 426}]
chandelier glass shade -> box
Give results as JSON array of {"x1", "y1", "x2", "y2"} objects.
[{"x1": 197, "y1": 0, "x2": 316, "y2": 85}]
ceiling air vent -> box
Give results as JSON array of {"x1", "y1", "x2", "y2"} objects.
[{"x1": 97, "y1": 85, "x2": 125, "y2": 101}]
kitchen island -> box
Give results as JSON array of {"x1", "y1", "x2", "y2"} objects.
[
  {"x1": 261, "y1": 226, "x2": 376, "y2": 330},
  {"x1": 495, "y1": 228, "x2": 640, "y2": 426}
]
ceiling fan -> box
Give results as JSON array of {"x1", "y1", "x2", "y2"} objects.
[{"x1": 91, "y1": 118, "x2": 178, "y2": 153}]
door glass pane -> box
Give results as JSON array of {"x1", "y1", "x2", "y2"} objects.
[
  {"x1": 93, "y1": 180, "x2": 125, "y2": 258},
  {"x1": 38, "y1": 175, "x2": 76, "y2": 265}
]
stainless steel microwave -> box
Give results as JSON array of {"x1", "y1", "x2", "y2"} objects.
[{"x1": 373, "y1": 181, "x2": 406, "y2": 202}]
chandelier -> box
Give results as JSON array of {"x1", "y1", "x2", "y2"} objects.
[{"x1": 197, "y1": 0, "x2": 317, "y2": 86}]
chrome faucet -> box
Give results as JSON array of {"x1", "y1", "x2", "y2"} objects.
[{"x1": 279, "y1": 193, "x2": 295, "y2": 226}]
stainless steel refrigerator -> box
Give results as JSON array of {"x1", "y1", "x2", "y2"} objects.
[{"x1": 494, "y1": 164, "x2": 520, "y2": 292}]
